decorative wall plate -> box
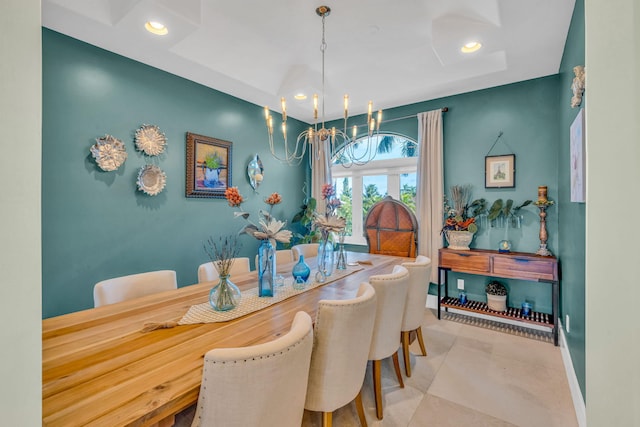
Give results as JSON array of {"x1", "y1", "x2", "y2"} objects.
[
  {"x1": 135, "y1": 124, "x2": 167, "y2": 156},
  {"x1": 90, "y1": 134, "x2": 128, "y2": 171},
  {"x1": 136, "y1": 164, "x2": 167, "y2": 196}
]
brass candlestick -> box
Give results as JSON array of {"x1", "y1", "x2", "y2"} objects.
[{"x1": 534, "y1": 200, "x2": 554, "y2": 256}]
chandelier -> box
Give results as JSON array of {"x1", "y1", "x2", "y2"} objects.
[{"x1": 264, "y1": 6, "x2": 382, "y2": 168}]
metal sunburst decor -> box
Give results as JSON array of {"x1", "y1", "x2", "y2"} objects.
[
  {"x1": 135, "y1": 124, "x2": 167, "y2": 156},
  {"x1": 136, "y1": 164, "x2": 167, "y2": 196},
  {"x1": 90, "y1": 134, "x2": 128, "y2": 171}
]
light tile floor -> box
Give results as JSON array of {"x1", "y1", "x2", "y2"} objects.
[{"x1": 177, "y1": 309, "x2": 578, "y2": 427}]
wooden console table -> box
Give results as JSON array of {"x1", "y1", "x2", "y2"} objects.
[{"x1": 438, "y1": 248, "x2": 560, "y2": 345}]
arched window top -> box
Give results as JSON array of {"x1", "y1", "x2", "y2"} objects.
[{"x1": 332, "y1": 133, "x2": 418, "y2": 166}]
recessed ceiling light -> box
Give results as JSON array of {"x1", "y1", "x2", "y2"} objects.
[
  {"x1": 461, "y1": 41, "x2": 482, "y2": 53},
  {"x1": 294, "y1": 93, "x2": 307, "y2": 100},
  {"x1": 145, "y1": 21, "x2": 168, "y2": 36}
]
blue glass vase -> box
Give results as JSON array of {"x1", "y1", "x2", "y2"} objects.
[
  {"x1": 257, "y1": 239, "x2": 275, "y2": 297},
  {"x1": 292, "y1": 255, "x2": 311, "y2": 289},
  {"x1": 317, "y1": 237, "x2": 334, "y2": 280},
  {"x1": 209, "y1": 275, "x2": 241, "y2": 311}
]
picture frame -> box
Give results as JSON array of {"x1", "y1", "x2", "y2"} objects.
[
  {"x1": 570, "y1": 108, "x2": 586, "y2": 202},
  {"x1": 185, "y1": 132, "x2": 232, "y2": 198},
  {"x1": 485, "y1": 154, "x2": 515, "y2": 188}
]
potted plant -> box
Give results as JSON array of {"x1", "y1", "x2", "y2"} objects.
[
  {"x1": 485, "y1": 280, "x2": 508, "y2": 312},
  {"x1": 441, "y1": 185, "x2": 486, "y2": 250}
]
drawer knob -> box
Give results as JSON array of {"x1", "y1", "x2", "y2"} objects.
[{"x1": 514, "y1": 258, "x2": 530, "y2": 263}]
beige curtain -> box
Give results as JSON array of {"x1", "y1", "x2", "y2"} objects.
[
  {"x1": 416, "y1": 110, "x2": 444, "y2": 283},
  {"x1": 311, "y1": 138, "x2": 332, "y2": 211}
]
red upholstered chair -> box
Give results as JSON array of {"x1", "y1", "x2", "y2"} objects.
[{"x1": 364, "y1": 196, "x2": 418, "y2": 258}]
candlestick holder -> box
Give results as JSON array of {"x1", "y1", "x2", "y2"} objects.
[{"x1": 534, "y1": 200, "x2": 554, "y2": 256}]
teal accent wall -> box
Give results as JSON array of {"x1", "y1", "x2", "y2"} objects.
[
  {"x1": 42, "y1": 29, "x2": 307, "y2": 318},
  {"x1": 334, "y1": 76, "x2": 560, "y2": 313},
  {"x1": 558, "y1": 0, "x2": 586, "y2": 399}
]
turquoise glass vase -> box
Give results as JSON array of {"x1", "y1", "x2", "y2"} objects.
[
  {"x1": 292, "y1": 255, "x2": 311, "y2": 289},
  {"x1": 257, "y1": 239, "x2": 275, "y2": 297},
  {"x1": 209, "y1": 275, "x2": 241, "y2": 311}
]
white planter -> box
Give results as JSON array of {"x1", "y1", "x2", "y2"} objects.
[
  {"x1": 486, "y1": 294, "x2": 507, "y2": 312},
  {"x1": 445, "y1": 230, "x2": 474, "y2": 250}
]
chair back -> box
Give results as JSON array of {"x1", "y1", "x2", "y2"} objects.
[
  {"x1": 401, "y1": 255, "x2": 432, "y2": 331},
  {"x1": 93, "y1": 270, "x2": 177, "y2": 307},
  {"x1": 367, "y1": 265, "x2": 410, "y2": 360},
  {"x1": 254, "y1": 249, "x2": 294, "y2": 270},
  {"x1": 192, "y1": 311, "x2": 314, "y2": 427},
  {"x1": 197, "y1": 257, "x2": 251, "y2": 283},
  {"x1": 364, "y1": 196, "x2": 418, "y2": 257},
  {"x1": 305, "y1": 283, "x2": 377, "y2": 413},
  {"x1": 292, "y1": 243, "x2": 319, "y2": 261}
]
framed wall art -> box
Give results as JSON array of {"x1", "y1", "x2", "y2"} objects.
[
  {"x1": 570, "y1": 108, "x2": 585, "y2": 202},
  {"x1": 485, "y1": 154, "x2": 515, "y2": 188},
  {"x1": 186, "y1": 132, "x2": 232, "y2": 198}
]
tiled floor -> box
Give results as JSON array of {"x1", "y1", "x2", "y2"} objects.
[{"x1": 177, "y1": 309, "x2": 578, "y2": 427}]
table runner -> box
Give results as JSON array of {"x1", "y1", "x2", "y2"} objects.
[{"x1": 177, "y1": 265, "x2": 364, "y2": 325}]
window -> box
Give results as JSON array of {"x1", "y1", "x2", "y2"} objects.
[{"x1": 332, "y1": 134, "x2": 418, "y2": 245}]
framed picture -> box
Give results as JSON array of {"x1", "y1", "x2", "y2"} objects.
[
  {"x1": 186, "y1": 132, "x2": 232, "y2": 198},
  {"x1": 570, "y1": 108, "x2": 585, "y2": 202},
  {"x1": 485, "y1": 154, "x2": 515, "y2": 188}
]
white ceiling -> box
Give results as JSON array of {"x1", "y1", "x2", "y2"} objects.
[{"x1": 42, "y1": 0, "x2": 575, "y2": 123}]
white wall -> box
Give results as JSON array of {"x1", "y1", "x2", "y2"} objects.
[
  {"x1": 0, "y1": 1, "x2": 42, "y2": 425},
  {"x1": 585, "y1": 0, "x2": 640, "y2": 425}
]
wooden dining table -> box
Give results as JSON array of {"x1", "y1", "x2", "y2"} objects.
[{"x1": 42, "y1": 252, "x2": 410, "y2": 427}]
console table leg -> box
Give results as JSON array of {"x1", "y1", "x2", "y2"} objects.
[
  {"x1": 553, "y1": 280, "x2": 559, "y2": 346},
  {"x1": 437, "y1": 268, "x2": 442, "y2": 319}
]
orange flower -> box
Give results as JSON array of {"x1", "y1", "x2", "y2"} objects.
[
  {"x1": 265, "y1": 192, "x2": 282, "y2": 205},
  {"x1": 224, "y1": 187, "x2": 244, "y2": 207}
]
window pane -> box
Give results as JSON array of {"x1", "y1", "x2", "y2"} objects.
[
  {"x1": 334, "y1": 177, "x2": 353, "y2": 235},
  {"x1": 362, "y1": 175, "x2": 387, "y2": 223},
  {"x1": 400, "y1": 173, "x2": 417, "y2": 212}
]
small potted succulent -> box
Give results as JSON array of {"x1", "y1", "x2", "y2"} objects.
[{"x1": 485, "y1": 280, "x2": 508, "y2": 312}]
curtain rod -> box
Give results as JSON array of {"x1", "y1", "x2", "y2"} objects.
[{"x1": 379, "y1": 107, "x2": 448, "y2": 125}]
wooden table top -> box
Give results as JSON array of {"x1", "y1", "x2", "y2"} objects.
[{"x1": 42, "y1": 252, "x2": 410, "y2": 427}]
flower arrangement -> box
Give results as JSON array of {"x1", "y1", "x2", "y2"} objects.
[
  {"x1": 441, "y1": 185, "x2": 486, "y2": 234},
  {"x1": 314, "y1": 184, "x2": 346, "y2": 235},
  {"x1": 224, "y1": 187, "x2": 292, "y2": 247},
  {"x1": 203, "y1": 235, "x2": 242, "y2": 311}
]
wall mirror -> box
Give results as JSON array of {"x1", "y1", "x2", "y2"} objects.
[{"x1": 247, "y1": 154, "x2": 264, "y2": 190}]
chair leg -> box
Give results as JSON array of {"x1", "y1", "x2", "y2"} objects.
[
  {"x1": 355, "y1": 390, "x2": 368, "y2": 427},
  {"x1": 401, "y1": 330, "x2": 412, "y2": 377},
  {"x1": 392, "y1": 351, "x2": 405, "y2": 388},
  {"x1": 372, "y1": 359, "x2": 383, "y2": 420},
  {"x1": 322, "y1": 411, "x2": 333, "y2": 427},
  {"x1": 416, "y1": 326, "x2": 428, "y2": 356}
]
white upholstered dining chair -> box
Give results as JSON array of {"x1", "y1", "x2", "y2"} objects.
[
  {"x1": 254, "y1": 249, "x2": 295, "y2": 270},
  {"x1": 93, "y1": 270, "x2": 177, "y2": 307},
  {"x1": 197, "y1": 257, "x2": 251, "y2": 283},
  {"x1": 367, "y1": 265, "x2": 410, "y2": 420},
  {"x1": 191, "y1": 311, "x2": 314, "y2": 427},
  {"x1": 291, "y1": 243, "x2": 319, "y2": 261},
  {"x1": 305, "y1": 283, "x2": 377, "y2": 427},
  {"x1": 400, "y1": 255, "x2": 432, "y2": 377}
]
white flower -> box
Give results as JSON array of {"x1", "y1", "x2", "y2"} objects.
[
  {"x1": 242, "y1": 218, "x2": 292, "y2": 247},
  {"x1": 314, "y1": 214, "x2": 346, "y2": 233}
]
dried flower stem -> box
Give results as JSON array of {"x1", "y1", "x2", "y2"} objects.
[{"x1": 204, "y1": 235, "x2": 241, "y2": 276}]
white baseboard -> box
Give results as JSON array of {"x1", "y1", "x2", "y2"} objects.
[{"x1": 558, "y1": 321, "x2": 587, "y2": 427}]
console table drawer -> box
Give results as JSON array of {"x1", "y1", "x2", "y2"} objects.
[
  {"x1": 493, "y1": 257, "x2": 557, "y2": 281},
  {"x1": 440, "y1": 251, "x2": 490, "y2": 274}
]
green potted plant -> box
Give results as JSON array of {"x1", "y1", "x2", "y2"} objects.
[
  {"x1": 485, "y1": 280, "x2": 508, "y2": 312},
  {"x1": 441, "y1": 185, "x2": 486, "y2": 250}
]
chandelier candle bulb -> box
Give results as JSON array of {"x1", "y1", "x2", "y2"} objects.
[
  {"x1": 313, "y1": 94, "x2": 319, "y2": 119},
  {"x1": 352, "y1": 125, "x2": 357, "y2": 139},
  {"x1": 377, "y1": 110, "x2": 382, "y2": 131},
  {"x1": 368, "y1": 101, "x2": 373, "y2": 122},
  {"x1": 264, "y1": 106, "x2": 269, "y2": 121},
  {"x1": 280, "y1": 97, "x2": 286, "y2": 121},
  {"x1": 344, "y1": 94, "x2": 349, "y2": 116}
]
